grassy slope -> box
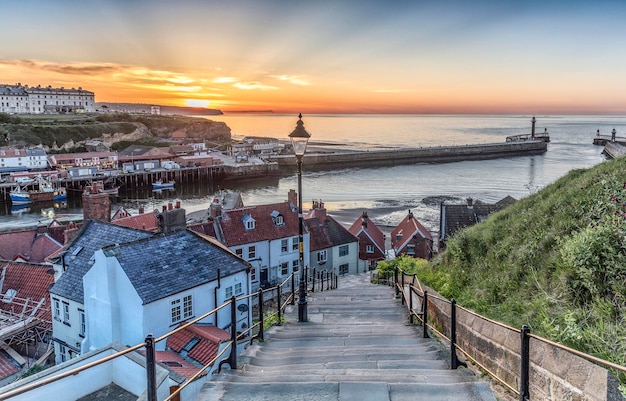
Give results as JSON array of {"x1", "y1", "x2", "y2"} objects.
[{"x1": 418, "y1": 156, "x2": 626, "y2": 368}]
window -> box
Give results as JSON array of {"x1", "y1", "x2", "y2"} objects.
[
  {"x1": 366, "y1": 244, "x2": 374, "y2": 253},
  {"x1": 183, "y1": 295, "x2": 193, "y2": 319},
  {"x1": 251, "y1": 266, "x2": 257, "y2": 281},
  {"x1": 63, "y1": 302, "x2": 70, "y2": 324},
  {"x1": 317, "y1": 250, "x2": 327, "y2": 264},
  {"x1": 79, "y1": 310, "x2": 86, "y2": 337},
  {"x1": 271, "y1": 210, "x2": 284, "y2": 226},
  {"x1": 292, "y1": 237, "x2": 299, "y2": 251},
  {"x1": 407, "y1": 245, "x2": 416, "y2": 255},
  {"x1": 225, "y1": 286, "x2": 233, "y2": 299},
  {"x1": 243, "y1": 215, "x2": 255, "y2": 230},
  {"x1": 171, "y1": 299, "x2": 181, "y2": 324},
  {"x1": 53, "y1": 298, "x2": 61, "y2": 320},
  {"x1": 339, "y1": 245, "x2": 349, "y2": 257},
  {"x1": 281, "y1": 239, "x2": 289, "y2": 253},
  {"x1": 339, "y1": 264, "x2": 349, "y2": 275},
  {"x1": 59, "y1": 344, "x2": 67, "y2": 362},
  {"x1": 235, "y1": 248, "x2": 243, "y2": 258},
  {"x1": 248, "y1": 245, "x2": 256, "y2": 259},
  {"x1": 171, "y1": 295, "x2": 193, "y2": 324},
  {"x1": 281, "y1": 262, "x2": 289, "y2": 275},
  {"x1": 292, "y1": 259, "x2": 299, "y2": 272},
  {"x1": 235, "y1": 282, "x2": 243, "y2": 295}
]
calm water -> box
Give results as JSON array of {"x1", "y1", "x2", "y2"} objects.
[{"x1": 1, "y1": 114, "x2": 623, "y2": 233}]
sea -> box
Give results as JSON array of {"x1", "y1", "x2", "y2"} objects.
[{"x1": 1, "y1": 114, "x2": 624, "y2": 234}]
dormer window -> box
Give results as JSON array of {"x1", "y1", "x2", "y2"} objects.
[
  {"x1": 271, "y1": 210, "x2": 284, "y2": 226},
  {"x1": 242, "y1": 214, "x2": 255, "y2": 230},
  {"x1": 2, "y1": 289, "x2": 17, "y2": 303}
]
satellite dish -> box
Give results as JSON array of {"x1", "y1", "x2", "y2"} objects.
[{"x1": 237, "y1": 304, "x2": 249, "y2": 312}]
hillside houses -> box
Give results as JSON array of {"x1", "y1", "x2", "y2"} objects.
[
  {"x1": 349, "y1": 211, "x2": 386, "y2": 270},
  {"x1": 391, "y1": 210, "x2": 433, "y2": 260}
]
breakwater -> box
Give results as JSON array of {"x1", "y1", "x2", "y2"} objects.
[{"x1": 272, "y1": 140, "x2": 548, "y2": 170}]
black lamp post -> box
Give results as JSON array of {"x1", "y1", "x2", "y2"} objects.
[{"x1": 289, "y1": 113, "x2": 311, "y2": 322}]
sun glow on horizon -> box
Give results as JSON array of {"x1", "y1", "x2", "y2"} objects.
[{"x1": 184, "y1": 99, "x2": 210, "y2": 108}]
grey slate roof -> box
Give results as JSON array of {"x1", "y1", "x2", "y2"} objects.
[
  {"x1": 105, "y1": 230, "x2": 249, "y2": 305},
  {"x1": 439, "y1": 197, "x2": 516, "y2": 242},
  {"x1": 50, "y1": 220, "x2": 154, "y2": 302}
]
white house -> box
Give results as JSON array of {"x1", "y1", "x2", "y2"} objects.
[
  {"x1": 189, "y1": 190, "x2": 309, "y2": 292},
  {"x1": 82, "y1": 230, "x2": 250, "y2": 353},
  {"x1": 0, "y1": 148, "x2": 48, "y2": 170},
  {"x1": 49, "y1": 220, "x2": 250, "y2": 364}
]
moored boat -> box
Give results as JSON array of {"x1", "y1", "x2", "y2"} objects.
[
  {"x1": 9, "y1": 177, "x2": 68, "y2": 205},
  {"x1": 152, "y1": 180, "x2": 175, "y2": 189}
]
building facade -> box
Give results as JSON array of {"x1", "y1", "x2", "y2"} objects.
[{"x1": 0, "y1": 84, "x2": 95, "y2": 114}]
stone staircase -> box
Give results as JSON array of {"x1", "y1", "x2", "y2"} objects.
[{"x1": 197, "y1": 273, "x2": 497, "y2": 401}]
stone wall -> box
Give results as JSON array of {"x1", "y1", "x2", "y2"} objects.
[{"x1": 413, "y1": 288, "x2": 625, "y2": 401}]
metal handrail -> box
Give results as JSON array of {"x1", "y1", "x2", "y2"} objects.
[
  {"x1": 392, "y1": 265, "x2": 626, "y2": 400},
  {"x1": 1, "y1": 273, "x2": 302, "y2": 400}
]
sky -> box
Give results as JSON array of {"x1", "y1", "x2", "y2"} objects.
[{"x1": 2, "y1": 0, "x2": 626, "y2": 114}]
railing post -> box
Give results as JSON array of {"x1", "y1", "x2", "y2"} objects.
[
  {"x1": 394, "y1": 267, "x2": 399, "y2": 296},
  {"x1": 409, "y1": 285, "x2": 414, "y2": 324},
  {"x1": 291, "y1": 273, "x2": 295, "y2": 305},
  {"x1": 145, "y1": 334, "x2": 157, "y2": 401},
  {"x1": 320, "y1": 270, "x2": 324, "y2": 292},
  {"x1": 277, "y1": 284, "x2": 282, "y2": 323},
  {"x1": 401, "y1": 271, "x2": 406, "y2": 305},
  {"x1": 423, "y1": 291, "x2": 430, "y2": 339},
  {"x1": 520, "y1": 325, "x2": 531, "y2": 401},
  {"x1": 219, "y1": 296, "x2": 238, "y2": 372},
  {"x1": 450, "y1": 299, "x2": 466, "y2": 369},
  {"x1": 312, "y1": 268, "x2": 316, "y2": 292},
  {"x1": 257, "y1": 288, "x2": 265, "y2": 341}
]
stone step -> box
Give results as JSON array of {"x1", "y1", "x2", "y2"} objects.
[
  {"x1": 244, "y1": 350, "x2": 446, "y2": 367},
  {"x1": 197, "y1": 381, "x2": 496, "y2": 401},
  {"x1": 242, "y1": 359, "x2": 450, "y2": 371}
]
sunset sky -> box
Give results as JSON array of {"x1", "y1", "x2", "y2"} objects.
[{"x1": 2, "y1": 0, "x2": 626, "y2": 114}]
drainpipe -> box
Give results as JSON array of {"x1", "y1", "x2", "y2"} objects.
[{"x1": 214, "y1": 269, "x2": 221, "y2": 327}]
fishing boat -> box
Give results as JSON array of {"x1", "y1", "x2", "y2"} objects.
[
  {"x1": 10, "y1": 177, "x2": 68, "y2": 205},
  {"x1": 152, "y1": 180, "x2": 175, "y2": 189}
]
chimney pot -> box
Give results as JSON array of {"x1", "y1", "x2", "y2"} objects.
[
  {"x1": 168, "y1": 202, "x2": 173, "y2": 210},
  {"x1": 162, "y1": 205, "x2": 167, "y2": 212},
  {"x1": 176, "y1": 200, "x2": 181, "y2": 209}
]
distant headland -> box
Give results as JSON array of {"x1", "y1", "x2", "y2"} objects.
[{"x1": 95, "y1": 102, "x2": 223, "y2": 116}]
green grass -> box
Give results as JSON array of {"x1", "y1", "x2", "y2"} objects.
[
  {"x1": 379, "y1": 157, "x2": 626, "y2": 373},
  {"x1": 0, "y1": 112, "x2": 231, "y2": 150}
]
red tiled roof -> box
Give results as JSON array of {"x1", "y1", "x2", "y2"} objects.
[
  {"x1": 0, "y1": 261, "x2": 55, "y2": 328},
  {"x1": 304, "y1": 217, "x2": 333, "y2": 251},
  {"x1": 348, "y1": 212, "x2": 385, "y2": 251},
  {"x1": 391, "y1": 211, "x2": 432, "y2": 250},
  {"x1": 167, "y1": 324, "x2": 230, "y2": 367},
  {"x1": 111, "y1": 211, "x2": 160, "y2": 232},
  {"x1": 218, "y1": 202, "x2": 300, "y2": 246},
  {"x1": 152, "y1": 350, "x2": 206, "y2": 380},
  {"x1": 0, "y1": 229, "x2": 63, "y2": 263},
  {"x1": 0, "y1": 351, "x2": 20, "y2": 380},
  {"x1": 187, "y1": 222, "x2": 217, "y2": 238}
]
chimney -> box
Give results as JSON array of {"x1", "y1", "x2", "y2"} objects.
[
  {"x1": 138, "y1": 205, "x2": 144, "y2": 214},
  {"x1": 82, "y1": 189, "x2": 111, "y2": 222},
  {"x1": 407, "y1": 209, "x2": 413, "y2": 220},
  {"x1": 466, "y1": 198, "x2": 473, "y2": 209},
  {"x1": 361, "y1": 211, "x2": 368, "y2": 228},
  {"x1": 288, "y1": 189, "x2": 298, "y2": 208},
  {"x1": 209, "y1": 198, "x2": 222, "y2": 220},
  {"x1": 175, "y1": 200, "x2": 181, "y2": 209},
  {"x1": 168, "y1": 202, "x2": 173, "y2": 210}
]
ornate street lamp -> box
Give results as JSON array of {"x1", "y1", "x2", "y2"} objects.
[{"x1": 289, "y1": 113, "x2": 311, "y2": 322}]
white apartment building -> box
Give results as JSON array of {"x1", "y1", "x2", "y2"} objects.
[{"x1": 0, "y1": 83, "x2": 95, "y2": 114}]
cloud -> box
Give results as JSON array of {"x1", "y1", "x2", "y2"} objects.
[
  {"x1": 271, "y1": 75, "x2": 311, "y2": 86},
  {"x1": 0, "y1": 59, "x2": 124, "y2": 75},
  {"x1": 234, "y1": 82, "x2": 278, "y2": 90}
]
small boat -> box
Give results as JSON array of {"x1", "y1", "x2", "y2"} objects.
[
  {"x1": 152, "y1": 180, "x2": 175, "y2": 189},
  {"x1": 10, "y1": 177, "x2": 68, "y2": 205}
]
